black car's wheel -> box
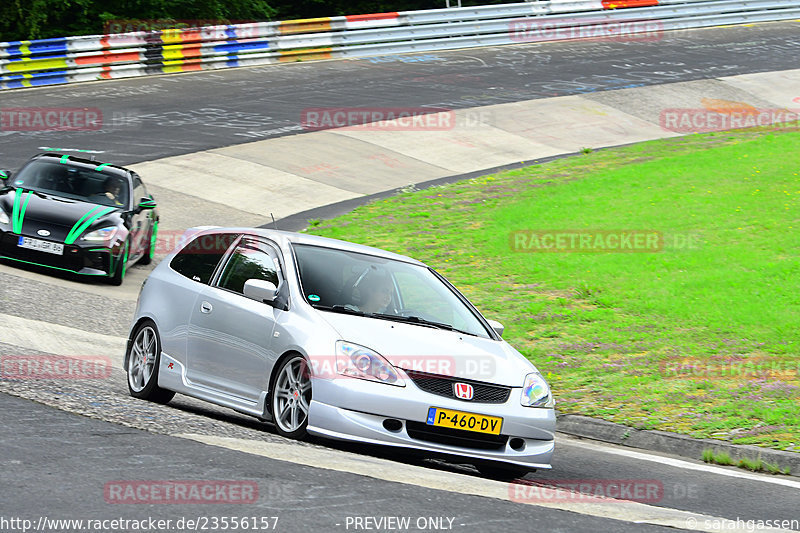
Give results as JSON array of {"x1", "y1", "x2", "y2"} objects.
[
  {"x1": 109, "y1": 239, "x2": 129, "y2": 285},
  {"x1": 139, "y1": 220, "x2": 157, "y2": 266},
  {"x1": 474, "y1": 460, "x2": 533, "y2": 481},
  {"x1": 126, "y1": 320, "x2": 174, "y2": 404},
  {"x1": 270, "y1": 354, "x2": 312, "y2": 439}
]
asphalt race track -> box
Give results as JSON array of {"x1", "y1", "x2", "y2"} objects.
[
  {"x1": 1, "y1": 21, "x2": 800, "y2": 533},
  {"x1": 0, "y1": 22, "x2": 799, "y2": 168}
]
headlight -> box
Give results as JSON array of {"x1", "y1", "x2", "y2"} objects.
[
  {"x1": 82, "y1": 227, "x2": 117, "y2": 243},
  {"x1": 0, "y1": 210, "x2": 8, "y2": 225},
  {"x1": 336, "y1": 341, "x2": 404, "y2": 387},
  {"x1": 521, "y1": 372, "x2": 552, "y2": 407}
]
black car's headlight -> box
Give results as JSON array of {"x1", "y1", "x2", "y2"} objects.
[
  {"x1": 336, "y1": 341, "x2": 404, "y2": 387},
  {"x1": 82, "y1": 227, "x2": 117, "y2": 244},
  {"x1": 521, "y1": 372, "x2": 553, "y2": 407}
]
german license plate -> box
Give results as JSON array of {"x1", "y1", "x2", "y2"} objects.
[
  {"x1": 426, "y1": 407, "x2": 502, "y2": 435},
  {"x1": 18, "y1": 236, "x2": 64, "y2": 255}
]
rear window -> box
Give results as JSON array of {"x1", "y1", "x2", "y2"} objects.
[{"x1": 170, "y1": 233, "x2": 238, "y2": 284}]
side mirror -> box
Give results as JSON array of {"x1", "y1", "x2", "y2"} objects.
[
  {"x1": 244, "y1": 279, "x2": 278, "y2": 305},
  {"x1": 138, "y1": 197, "x2": 157, "y2": 210},
  {"x1": 487, "y1": 319, "x2": 504, "y2": 338},
  {"x1": 0, "y1": 170, "x2": 11, "y2": 181}
]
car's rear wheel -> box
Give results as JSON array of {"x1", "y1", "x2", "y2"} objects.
[
  {"x1": 109, "y1": 239, "x2": 129, "y2": 285},
  {"x1": 139, "y1": 220, "x2": 157, "y2": 265},
  {"x1": 127, "y1": 320, "x2": 174, "y2": 404},
  {"x1": 270, "y1": 355, "x2": 312, "y2": 439}
]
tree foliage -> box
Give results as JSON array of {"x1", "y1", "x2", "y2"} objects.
[
  {"x1": 0, "y1": 0, "x2": 510, "y2": 42},
  {"x1": 1, "y1": 0, "x2": 276, "y2": 41}
]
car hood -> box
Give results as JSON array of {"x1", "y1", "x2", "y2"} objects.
[
  {"x1": 317, "y1": 311, "x2": 538, "y2": 387},
  {"x1": 0, "y1": 188, "x2": 123, "y2": 243}
]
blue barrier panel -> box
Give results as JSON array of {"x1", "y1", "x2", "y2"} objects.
[{"x1": 3, "y1": 38, "x2": 69, "y2": 57}]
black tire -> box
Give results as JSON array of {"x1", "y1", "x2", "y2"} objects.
[
  {"x1": 109, "y1": 239, "x2": 129, "y2": 286},
  {"x1": 126, "y1": 320, "x2": 174, "y2": 404},
  {"x1": 474, "y1": 460, "x2": 533, "y2": 481},
  {"x1": 139, "y1": 220, "x2": 157, "y2": 266},
  {"x1": 269, "y1": 354, "x2": 312, "y2": 439}
]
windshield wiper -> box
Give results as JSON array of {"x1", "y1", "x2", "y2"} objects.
[
  {"x1": 313, "y1": 304, "x2": 368, "y2": 317},
  {"x1": 369, "y1": 313, "x2": 456, "y2": 331},
  {"x1": 12, "y1": 187, "x2": 47, "y2": 199},
  {"x1": 315, "y1": 307, "x2": 481, "y2": 336}
]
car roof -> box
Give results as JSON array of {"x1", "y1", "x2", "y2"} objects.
[
  {"x1": 190, "y1": 226, "x2": 425, "y2": 266},
  {"x1": 31, "y1": 153, "x2": 131, "y2": 180}
]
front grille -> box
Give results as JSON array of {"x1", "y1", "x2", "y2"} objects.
[
  {"x1": 406, "y1": 421, "x2": 509, "y2": 451},
  {"x1": 405, "y1": 370, "x2": 511, "y2": 404}
]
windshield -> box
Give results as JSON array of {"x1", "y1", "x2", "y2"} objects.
[
  {"x1": 293, "y1": 243, "x2": 491, "y2": 338},
  {"x1": 12, "y1": 160, "x2": 129, "y2": 208}
]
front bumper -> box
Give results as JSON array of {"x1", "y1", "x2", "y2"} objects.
[
  {"x1": 0, "y1": 231, "x2": 118, "y2": 276},
  {"x1": 308, "y1": 374, "x2": 556, "y2": 469}
]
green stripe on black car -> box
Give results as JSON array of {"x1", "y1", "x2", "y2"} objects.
[
  {"x1": 11, "y1": 189, "x2": 33, "y2": 235},
  {"x1": 64, "y1": 206, "x2": 116, "y2": 245}
]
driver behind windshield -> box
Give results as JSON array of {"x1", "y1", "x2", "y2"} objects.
[
  {"x1": 352, "y1": 272, "x2": 394, "y2": 314},
  {"x1": 92, "y1": 176, "x2": 125, "y2": 207}
]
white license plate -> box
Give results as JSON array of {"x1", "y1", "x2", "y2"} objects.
[{"x1": 18, "y1": 236, "x2": 64, "y2": 255}]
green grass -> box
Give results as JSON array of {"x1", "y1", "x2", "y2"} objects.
[
  {"x1": 307, "y1": 126, "x2": 800, "y2": 451},
  {"x1": 703, "y1": 448, "x2": 791, "y2": 474},
  {"x1": 702, "y1": 449, "x2": 736, "y2": 466}
]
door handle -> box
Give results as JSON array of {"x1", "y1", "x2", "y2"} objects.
[{"x1": 200, "y1": 301, "x2": 213, "y2": 314}]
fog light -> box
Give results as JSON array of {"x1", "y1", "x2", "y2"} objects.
[
  {"x1": 509, "y1": 438, "x2": 525, "y2": 451},
  {"x1": 383, "y1": 419, "x2": 403, "y2": 432}
]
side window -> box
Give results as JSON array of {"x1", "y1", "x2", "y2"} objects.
[
  {"x1": 217, "y1": 239, "x2": 281, "y2": 295},
  {"x1": 170, "y1": 233, "x2": 238, "y2": 284}
]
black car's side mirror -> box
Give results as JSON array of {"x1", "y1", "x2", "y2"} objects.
[
  {"x1": 0, "y1": 169, "x2": 11, "y2": 182},
  {"x1": 137, "y1": 197, "x2": 157, "y2": 210}
]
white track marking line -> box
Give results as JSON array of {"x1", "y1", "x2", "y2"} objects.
[
  {"x1": 177, "y1": 433, "x2": 795, "y2": 532},
  {"x1": 0, "y1": 313, "x2": 126, "y2": 364},
  {"x1": 557, "y1": 435, "x2": 800, "y2": 490},
  {"x1": 0, "y1": 263, "x2": 143, "y2": 301}
]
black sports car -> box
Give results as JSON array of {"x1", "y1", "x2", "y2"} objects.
[{"x1": 0, "y1": 153, "x2": 159, "y2": 285}]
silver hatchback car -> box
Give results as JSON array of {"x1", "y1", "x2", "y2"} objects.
[{"x1": 125, "y1": 227, "x2": 555, "y2": 476}]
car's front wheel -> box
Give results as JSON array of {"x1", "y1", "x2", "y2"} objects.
[
  {"x1": 127, "y1": 320, "x2": 174, "y2": 404},
  {"x1": 109, "y1": 239, "x2": 129, "y2": 286},
  {"x1": 139, "y1": 220, "x2": 157, "y2": 266},
  {"x1": 270, "y1": 354, "x2": 312, "y2": 439}
]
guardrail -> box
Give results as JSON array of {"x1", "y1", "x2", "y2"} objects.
[{"x1": 1, "y1": 0, "x2": 798, "y2": 90}]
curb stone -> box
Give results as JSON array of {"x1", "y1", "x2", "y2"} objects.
[
  {"x1": 556, "y1": 413, "x2": 800, "y2": 478},
  {"x1": 267, "y1": 150, "x2": 584, "y2": 232}
]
